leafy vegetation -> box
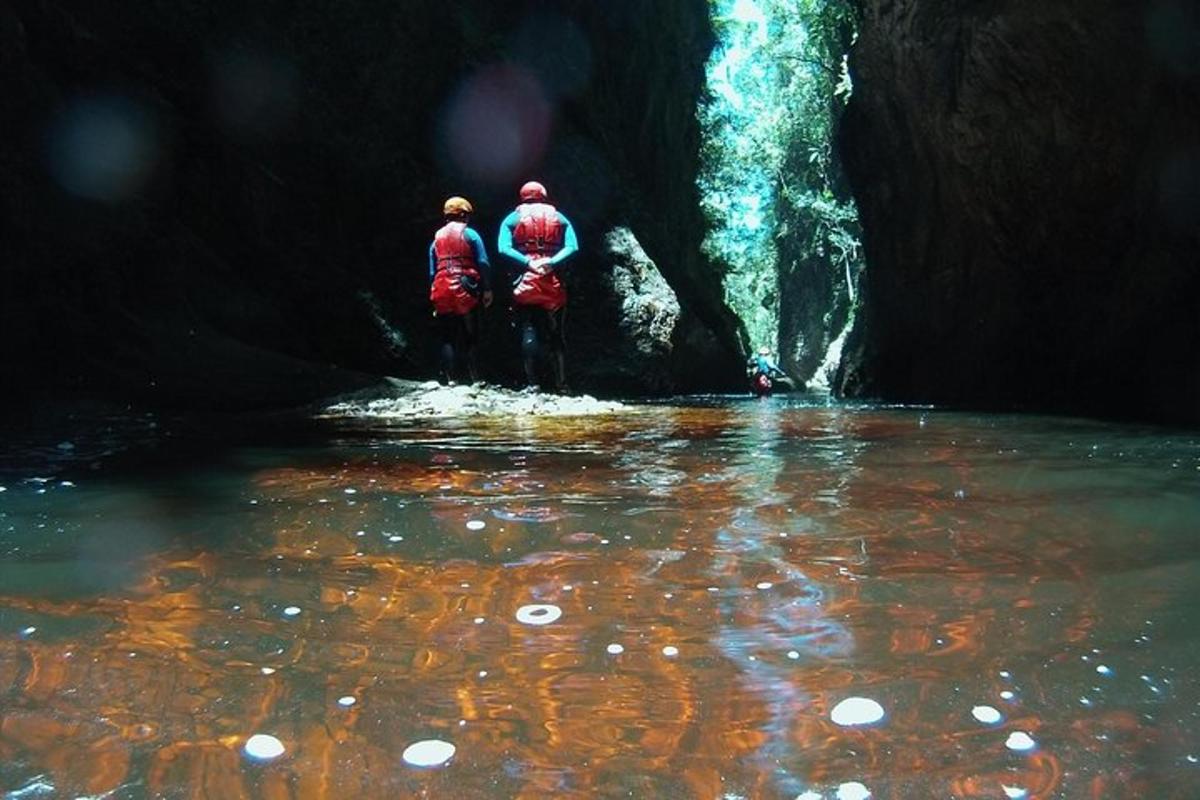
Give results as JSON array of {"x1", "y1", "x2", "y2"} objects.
[{"x1": 699, "y1": 0, "x2": 862, "y2": 375}]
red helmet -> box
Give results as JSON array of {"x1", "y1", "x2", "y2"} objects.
[{"x1": 519, "y1": 181, "x2": 547, "y2": 202}]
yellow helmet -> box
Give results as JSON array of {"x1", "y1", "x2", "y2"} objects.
[{"x1": 443, "y1": 196, "x2": 473, "y2": 216}]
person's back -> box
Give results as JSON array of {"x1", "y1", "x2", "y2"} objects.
[
  {"x1": 427, "y1": 196, "x2": 492, "y2": 383},
  {"x1": 497, "y1": 180, "x2": 579, "y2": 392}
]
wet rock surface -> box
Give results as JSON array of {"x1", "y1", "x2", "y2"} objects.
[
  {"x1": 322, "y1": 380, "x2": 626, "y2": 419},
  {"x1": 838, "y1": 0, "x2": 1200, "y2": 425}
]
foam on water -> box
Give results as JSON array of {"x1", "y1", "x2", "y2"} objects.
[
  {"x1": 337, "y1": 696, "x2": 357, "y2": 707},
  {"x1": 972, "y1": 705, "x2": 1003, "y2": 724},
  {"x1": 830, "y1": 697, "x2": 885, "y2": 727},
  {"x1": 1005, "y1": 732, "x2": 1036, "y2": 752},
  {"x1": 466, "y1": 520, "x2": 486, "y2": 530},
  {"x1": 662, "y1": 645, "x2": 679, "y2": 657},
  {"x1": 402, "y1": 739, "x2": 456, "y2": 768},
  {"x1": 243, "y1": 734, "x2": 285, "y2": 761},
  {"x1": 836, "y1": 781, "x2": 871, "y2": 800},
  {"x1": 606, "y1": 643, "x2": 625, "y2": 655}
]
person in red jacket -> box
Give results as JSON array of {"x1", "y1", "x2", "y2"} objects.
[
  {"x1": 428, "y1": 196, "x2": 492, "y2": 384},
  {"x1": 497, "y1": 181, "x2": 579, "y2": 392}
]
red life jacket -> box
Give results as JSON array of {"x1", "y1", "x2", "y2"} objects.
[
  {"x1": 430, "y1": 222, "x2": 481, "y2": 316},
  {"x1": 511, "y1": 202, "x2": 567, "y2": 310}
]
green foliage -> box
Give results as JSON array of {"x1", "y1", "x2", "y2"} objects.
[{"x1": 699, "y1": 0, "x2": 863, "y2": 358}]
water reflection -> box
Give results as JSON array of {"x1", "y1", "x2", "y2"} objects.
[{"x1": 1, "y1": 401, "x2": 1199, "y2": 797}]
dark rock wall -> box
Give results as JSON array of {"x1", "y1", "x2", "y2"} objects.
[
  {"x1": 1, "y1": 0, "x2": 743, "y2": 416},
  {"x1": 837, "y1": 0, "x2": 1200, "y2": 424}
]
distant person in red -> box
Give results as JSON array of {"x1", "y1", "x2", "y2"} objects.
[
  {"x1": 497, "y1": 180, "x2": 579, "y2": 393},
  {"x1": 748, "y1": 347, "x2": 786, "y2": 397},
  {"x1": 429, "y1": 196, "x2": 492, "y2": 384}
]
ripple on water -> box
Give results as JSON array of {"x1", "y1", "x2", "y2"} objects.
[{"x1": 515, "y1": 604, "x2": 562, "y2": 626}]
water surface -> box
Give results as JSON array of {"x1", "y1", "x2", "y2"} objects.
[{"x1": 2, "y1": 398, "x2": 1199, "y2": 798}]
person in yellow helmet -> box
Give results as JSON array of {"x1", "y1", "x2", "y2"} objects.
[{"x1": 428, "y1": 196, "x2": 492, "y2": 384}]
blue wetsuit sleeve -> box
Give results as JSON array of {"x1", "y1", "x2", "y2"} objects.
[
  {"x1": 428, "y1": 242, "x2": 436, "y2": 286},
  {"x1": 497, "y1": 211, "x2": 526, "y2": 271},
  {"x1": 548, "y1": 212, "x2": 579, "y2": 270},
  {"x1": 465, "y1": 227, "x2": 491, "y2": 290}
]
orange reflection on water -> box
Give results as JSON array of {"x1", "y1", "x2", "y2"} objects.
[{"x1": 0, "y1": 406, "x2": 1194, "y2": 797}]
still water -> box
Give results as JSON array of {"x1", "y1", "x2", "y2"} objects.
[{"x1": 2, "y1": 398, "x2": 1199, "y2": 799}]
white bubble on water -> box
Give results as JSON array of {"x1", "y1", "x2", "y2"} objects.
[
  {"x1": 344, "y1": 488, "x2": 357, "y2": 495},
  {"x1": 999, "y1": 671, "x2": 1011, "y2": 679},
  {"x1": 606, "y1": 643, "x2": 625, "y2": 655},
  {"x1": 20, "y1": 627, "x2": 36, "y2": 638},
  {"x1": 1005, "y1": 732, "x2": 1036, "y2": 752},
  {"x1": 260, "y1": 667, "x2": 276, "y2": 675},
  {"x1": 1000, "y1": 690, "x2": 1015, "y2": 701},
  {"x1": 1001, "y1": 786, "x2": 1028, "y2": 799},
  {"x1": 402, "y1": 739, "x2": 456, "y2": 768},
  {"x1": 474, "y1": 617, "x2": 485, "y2": 624},
  {"x1": 662, "y1": 646, "x2": 679, "y2": 657},
  {"x1": 788, "y1": 651, "x2": 800, "y2": 660},
  {"x1": 282, "y1": 606, "x2": 301, "y2": 617},
  {"x1": 388, "y1": 535, "x2": 403, "y2": 542},
  {"x1": 830, "y1": 697, "x2": 885, "y2": 727},
  {"x1": 756, "y1": 582, "x2": 773, "y2": 590},
  {"x1": 337, "y1": 696, "x2": 357, "y2": 707},
  {"x1": 836, "y1": 781, "x2": 871, "y2": 800},
  {"x1": 243, "y1": 734, "x2": 285, "y2": 761},
  {"x1": 466, "y1": 520, "x2": 486, "y2": 531},
  {"x1": 797, "y1": 792, "x2": 822, "y2": 800},
  {"x1": 515, "y1": 604, "x2": 562, "y2": 626},
  {"x1": 1096, "y1": 665, "x2": 1113, "y2": 676},
  {"x1": 972, "y1": 705, "x2": 1003, "y2": 724}
]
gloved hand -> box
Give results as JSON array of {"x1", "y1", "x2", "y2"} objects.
[{"x1": 527, "y1": 256, "x2": 552, "y2": 274}]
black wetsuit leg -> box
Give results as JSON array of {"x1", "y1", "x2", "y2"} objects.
[
  {"x1": 515, "y1": 306, "x2": 540, "y2": 388},
  {"x1": 461, "y1": 306, "x2": 481, "y2": 384},
  {"x1": 436, "y1": 313, "x2": 471, "y2": 384},
  {"x1": 545, "y1": 306, "x2": 567, "y2": 392}
]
